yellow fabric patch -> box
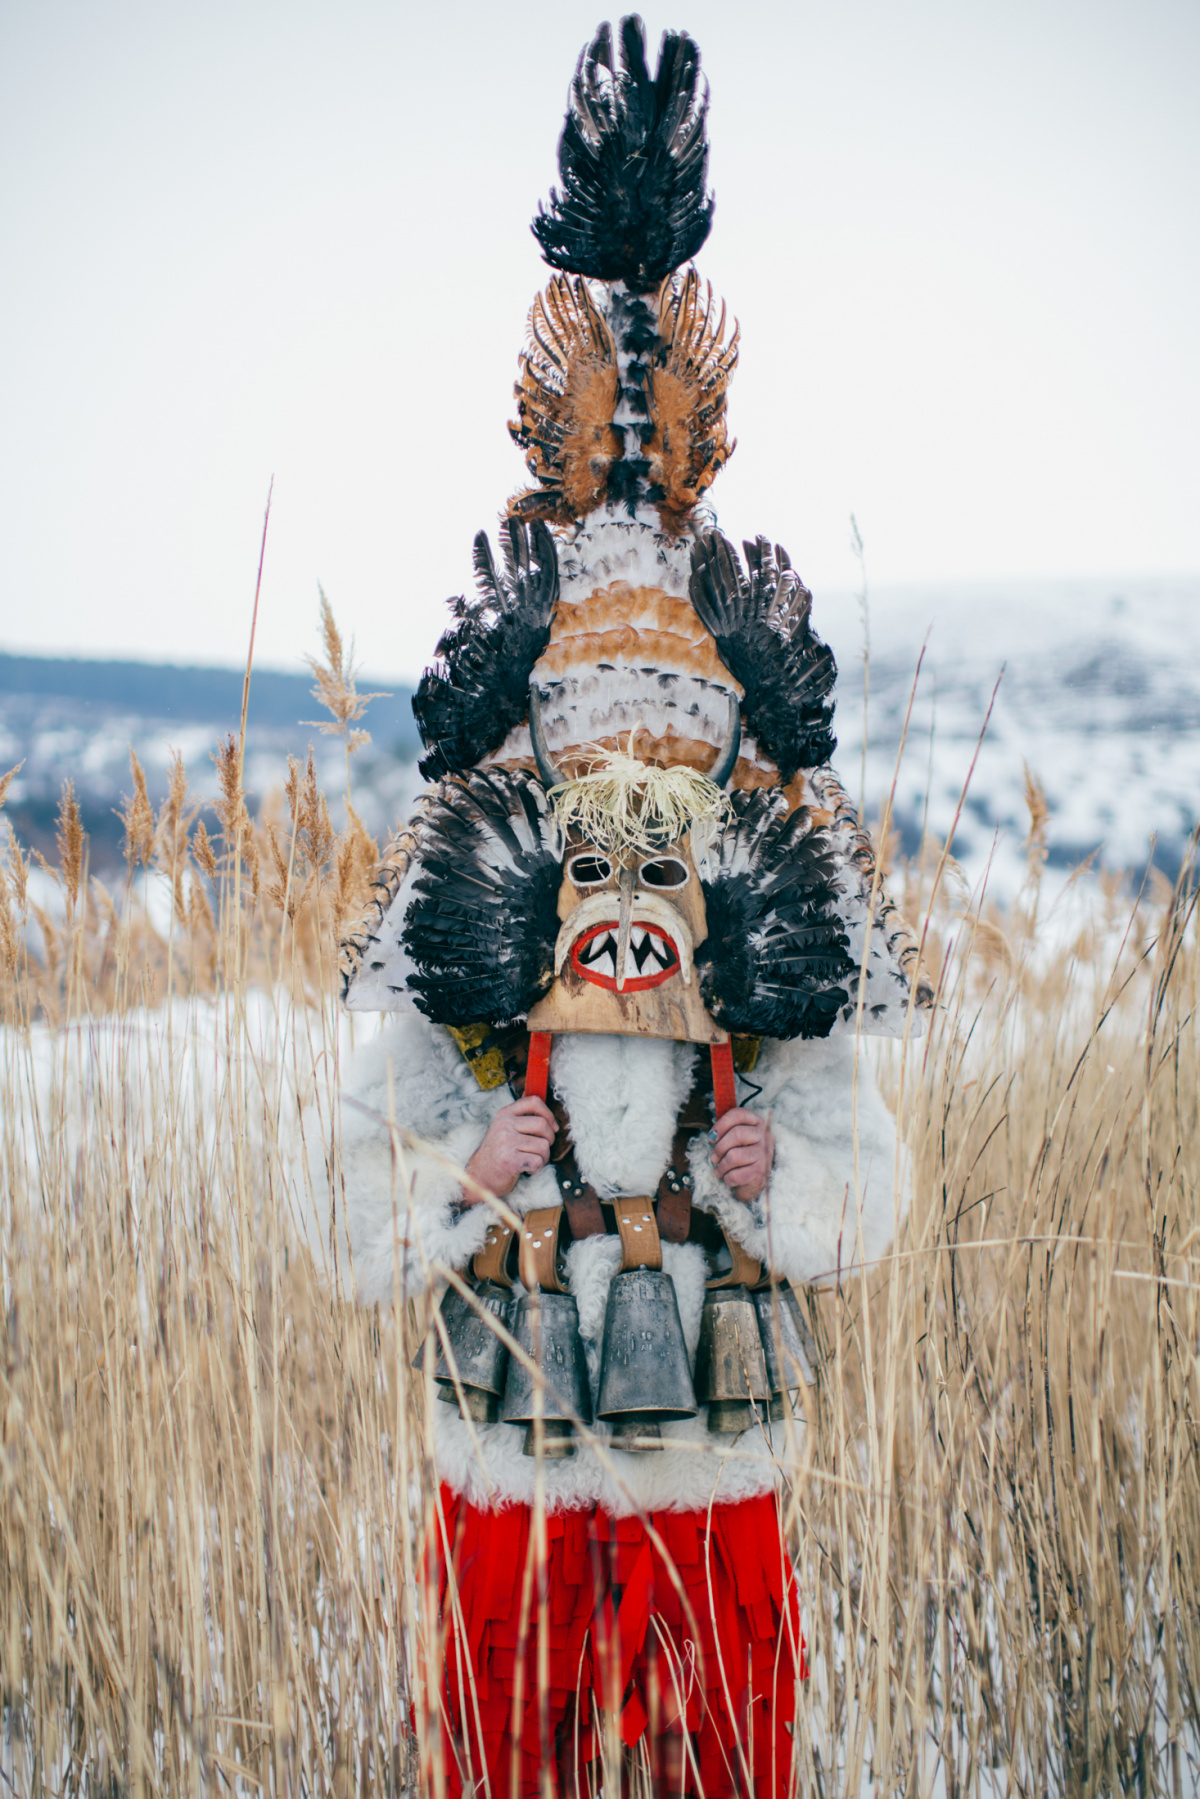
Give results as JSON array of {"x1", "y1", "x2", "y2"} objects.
[
  {"x1": 446, "y1": 1023, "x2": 511, "y2": 1092},
  {"x1": 732, "y1": 1035, "x2": 762, "y2": 1074}
]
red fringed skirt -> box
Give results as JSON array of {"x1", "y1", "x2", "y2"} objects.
[{"x1": 420, "y1": 1484, "x2": 805, "y2": 1798}]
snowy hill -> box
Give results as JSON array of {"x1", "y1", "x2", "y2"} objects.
[
  {"x1": 812, "y1": 572, "x2": 1200, "y2": 899},
  {"x1": 0, "y1": 653, "x2": 420, "y2": 872}
]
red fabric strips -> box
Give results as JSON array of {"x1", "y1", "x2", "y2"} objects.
[{"x1": 420, "y1": 1485, "x2": 806, "y2": 1797}]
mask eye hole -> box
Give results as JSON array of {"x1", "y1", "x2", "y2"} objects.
[
  {"x1": 567, "y1": 853, "x2": 613, "y2": 887},
  {"x1": 639, "y1": 857, "x2": 689, "y2": 890}
]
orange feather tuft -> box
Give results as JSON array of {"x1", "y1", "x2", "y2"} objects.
[
  {"x1": 540, "y1": 582, "x2": 741, "y2": 688},
  {"x1": 508, "y1": 277, "x2": 622, "y2": 524},
  {"x1": 646, "y1": 269, "x2": 739, "y2": 534}
]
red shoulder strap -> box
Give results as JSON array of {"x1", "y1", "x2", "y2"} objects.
[
  {"x1": 524, "y1": 1030, "x2": 554, "y2": 1102},
  {"x1": 709, "y1": 1038, "x2": 737, "y2": 1119}
]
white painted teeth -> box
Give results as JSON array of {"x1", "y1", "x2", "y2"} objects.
[
  {"x1": 580, "y1": 931, "x2": 611, "y2": 962},
  {"x1": 578, "y1": 927, "x2": 675, "y2": 981},
  {"x1": 579, "y1": 932, "x2": 618, "y2": 976}
]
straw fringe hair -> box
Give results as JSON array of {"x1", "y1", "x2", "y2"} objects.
[{"x1": 550, "y1": 738, "x2": 731, "y2": 855}]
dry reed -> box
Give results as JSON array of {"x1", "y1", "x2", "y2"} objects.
[
  {"x1": 304, "y1": 589, "x2": 390, "y2": 810},
  {"x1": 1, "y1": 716, "x2": 1198, "y2": 1794}
]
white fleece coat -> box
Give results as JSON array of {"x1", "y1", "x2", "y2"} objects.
[{"x1": 303, "y1": 1013, "x2": 903, "y2": 1515}]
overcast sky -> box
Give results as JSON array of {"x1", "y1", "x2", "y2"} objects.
[{"x1": 2, "y1": 0, "x2": 1197, "y2": 683}]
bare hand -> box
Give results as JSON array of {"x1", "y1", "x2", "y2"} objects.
[
  {"x1": 712, "y1": 1107, "x2": 774, "y2": 1202},
  {"x1": 463, "y1": 1096, "x2": 556, "y2": 1200}
]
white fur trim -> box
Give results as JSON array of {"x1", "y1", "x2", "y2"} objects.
[
  {"x1": 299, "y1": 1010, "x2": 559, "y2": 1304},
  {"x1": 550, "y1": 1033, "x2": 695, "y2": 1197},
  {"x1": 689, "y1": 1033, "x2": 904, "y2": 1284}
]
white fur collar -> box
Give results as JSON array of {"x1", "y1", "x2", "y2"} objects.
[{"x1": 549, "y1": 1033, "x2": 696, "y2": 1197}]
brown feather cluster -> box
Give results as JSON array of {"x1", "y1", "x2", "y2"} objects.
[
  {"x1": 508, "y1": 277, "x2": 622, "y2": 525},
  {"x1": 646, "y1": 269, "x2": 738, "y2": 534},
  {"x1": 508, "y1": 268, "x2": 738, "y2": 532}
]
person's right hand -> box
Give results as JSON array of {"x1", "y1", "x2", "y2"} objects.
[{"x1": 463, "y1": 1095, "x2": 557, "y2": 1199}]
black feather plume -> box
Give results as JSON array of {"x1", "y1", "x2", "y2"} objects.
[
  {"x1": 413, "y1": 519, "x2": 558, "y2": 780},
  {"x1": 533, "y1": 16, "x2": 714, "y2": 293},
  {"x1": 402, "y1": 771, "x2": 564, "y2": 1025},
  {"x1": 689, "y1": 532, "x2": 837, "y2": 782},
  {"x1": 695, "y1": 791, "x2": 853, "y2": 1039}
]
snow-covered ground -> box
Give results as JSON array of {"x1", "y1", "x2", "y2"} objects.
[{"x1": 0, "y1": 993, "x2": 344, "y2": 1187}]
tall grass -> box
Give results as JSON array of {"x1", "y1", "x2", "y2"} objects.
[{"x1": 1, "y1": 713, "x2": 1198, "y2": 1793}]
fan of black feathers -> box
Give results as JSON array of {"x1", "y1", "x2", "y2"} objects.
[
  {"x1": 696, "y1": 791, "x2": 853, "y2": 1039},
  {"x1": 402, "y1": 770, "x2": 564, "y2": 1026},
  {"x1": 689, "y1": 533, "x2": 837, "y2": 783},
  {"x1": 413, "y1": 519, "x2": 559, "y2": 782},
  {"x1": 533, "y1": 16, "x2": 714, "y2": 293}
]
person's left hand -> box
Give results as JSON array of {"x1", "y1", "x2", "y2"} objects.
[{"x1": 712, "y1": 1107, "x2": 774, "y2": 1202}]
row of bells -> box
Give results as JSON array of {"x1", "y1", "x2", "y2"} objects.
[{"x1": 417, "y1": 1265, "x2": 818, "y2": 1459}]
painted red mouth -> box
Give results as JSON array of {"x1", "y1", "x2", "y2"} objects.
[{"x1": 570, "y1": 920, "x2": 681, "y2": 992}]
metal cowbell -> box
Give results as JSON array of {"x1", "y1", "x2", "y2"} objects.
[
  {"x1": 596, "y1": 1267, "x2": 698, "y2": 1453},
  {"x1": 693, "y1": 1285, "x2": 771, "y2": 1435},
  {"x1": 752, "y1": 1281, "x2": 817, "y2": 1422},
  {"x1": 501, "y1": 1289, "x2": 593, "y2": 1459},
  {"x1": 414, "y1": 1279, "x2": 514, "y2": 1425}
]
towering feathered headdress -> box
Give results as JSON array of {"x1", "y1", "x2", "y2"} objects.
[{"x1": 344, "y1": 16, "x2": 932, "y2": 1041}]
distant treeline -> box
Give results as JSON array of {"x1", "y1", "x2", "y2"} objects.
[{"x1": 0, "y1": 653, "x2": 420, "y2": 757}]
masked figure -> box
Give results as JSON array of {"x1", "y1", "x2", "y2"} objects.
[{"x1": 310, "y1": 18, "x2": 931, "y2": 1796}]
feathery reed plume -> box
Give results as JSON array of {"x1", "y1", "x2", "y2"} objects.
[
  {"x1": 304, "y1": 588, "x2": 389, "y2": 803},
  {"x1": 3, "y1": 820, "x2": 29, "y2": 917},
  {"x1": 117, "y1": 748, "x2": 155, "y2": 869},
  {"x1": 288, "y1": 749, "x2": 335, "y2": 880},
  {"x1": 0, "y1": 813, "x2": 26, "y2": 984},
  {"x1": 188, "y1": 873, "x2": 215, "y2": 938},
  {"x1": 192, "y1": 819, "x2": 217, "y2": 881},
  {"x1": 1023, "y1": 761, "x2": 1049, "y2": 878},
  {"x1": 213, "y1": 735, "x2": 242, "y2": 841},
  {"x1": 0, "y1": 760, "x2": 22, "y2": 810},
  {"x1": 154, "y1": 750, "x2": 201, "y2": 924},
  {"x1": 550, "y1": 737, "x2": 730, "y2": 854},
  {"x1": 55, "y1": 779, "x2": 85, "y2": 908},
  {"x1": 264, "y1": 759, "x2": 312, "y2": 922},
  {"x1": 332, "y1": 801, "x2": 378, "y2": 935},
  {"x1": 264, "y1": 806, "x2": 299, "y2": 921},
  {"x1": 0, "y1": 859, "x2": 18, "y2": 977},
  {"x1": 212, "y1": 734, "x2": 260, "y2": 898}
]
